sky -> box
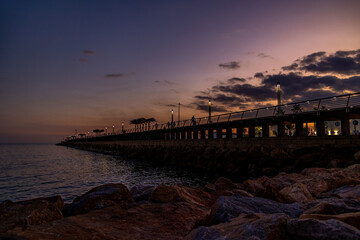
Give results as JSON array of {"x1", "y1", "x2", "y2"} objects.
[{"x1": 0, "y1": 0, "x2": 360, "y2": 143}]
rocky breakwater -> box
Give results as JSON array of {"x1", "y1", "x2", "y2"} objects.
[{"x1": 1, "y1": 164, "x2": 360, "y2": 239}]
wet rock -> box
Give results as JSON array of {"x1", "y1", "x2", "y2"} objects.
[
  {"x1": 0, "y1": 196, "x2": 63, "y2": 234},
  {"x1": 207, "y1": 194, "x2": 304, "y2": 225},
  {"x1": 186, "y1": 213, "x2": 289, "y2": 240},
  {"x1": 286, "y1": 218, "x2": 360, "y2": 240},
  {"x1": 63, "y1": 183, "x2": 134, "y2": 216},
  {"x1": 130, "y1": 185, "x2": 155, "y2": 201},
  {"x1": 279, "y1": 182, "x2": 315, "y2": 204}
]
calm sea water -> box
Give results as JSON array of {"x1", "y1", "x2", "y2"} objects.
[{"x1": 0, "y1": 144, "x2": 212, "y2": 203}]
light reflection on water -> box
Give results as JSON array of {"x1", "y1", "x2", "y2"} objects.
[{"x1": 0, "y1": 144, "x2": 212, "y2": 203}]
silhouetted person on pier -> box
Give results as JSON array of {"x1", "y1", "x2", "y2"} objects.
[
  {"x1": 167, "y1": 121, "x2": 170, "y2": 129},
  {"x1": 192, "y1": 116, "x2": 196, "y2": 126}
]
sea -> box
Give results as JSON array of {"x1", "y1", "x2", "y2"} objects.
[{"x1": 0, "y1": 144, "x2": 212, "y2": 203}]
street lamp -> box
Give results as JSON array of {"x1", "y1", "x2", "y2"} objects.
[
  {"x1": 122, "y1": 122, "x2": 124, "y2": 133},
  {"x1": 105, "y1": 127, "x2": 107, "y2": 134},
  {"x1": 112, "y1": 125, "x2": 115, "y2": 134},
  {"x1": 276, "y1": 82, "x2": 281, "y2": 105},
  {"x1": 208, "y1": 99, "x2": 212, "y2": 123},
  {"x1": 171, "y1": 109, "x2": 174, "y2": 128}
]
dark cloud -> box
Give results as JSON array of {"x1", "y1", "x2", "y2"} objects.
[
  {"x1": 228, "y1": 77, "x2": 246, "y2": 84},
  {"x1": 219, "y1": 61, "x2": 240, "y2": 70},
  {"x1": 282, "y1": 63, "x2": 298, "y2": 71},
  {"x1": 195, "y1": 95, "x2": 210, "y2": 100},
  {"x1": 83, "y1": 50, "x2": 96, "y2": 55},
  {"x1": 105, "y1": 74, "x2": 124, "y2": 78},
  {"x1": 254, "y1": 72, "x2": 264, "y2": 78},
  {"x1": 283, "y1": 49, "x2": 360, "y2": 75},
  {"x1": 192, "y1": 49, "x2": 360, "y2": 113}
]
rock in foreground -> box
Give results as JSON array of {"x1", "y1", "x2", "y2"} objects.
[{"x1": 1, "y1": 164, "x2": 360, "y2": 239}]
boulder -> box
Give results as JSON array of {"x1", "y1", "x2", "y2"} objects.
[
  {"x1": 207, "y1": 194, "x2": 304, "y2": 225},
  {"x1": 321, "y1": 185, "x2": 360, "y2": 200},
  {"x1": 63, "y1": 183, "x2": 134, "y2": 216},
  {"x1": 214, "y1": 177, "x2": 235, "y2": 191},
  {"x1": 130, "y1": 185, "x2": 155, "y2": 201},
  {"x1": 3, "y1": 197, "x2": 212, "y2": 240},
  {"x1": 149, "y1": 185, "x2": 179, "y2": 203},
  {"x1": 354, "y1": 151, "x2": 360, "y2": 161},
  {"x1": 286, "y1": 218, "x2": 360, "y2": 240},
  {"x1": 185, "y1": 213, "x2": 289, "y2": 240},
  {"x1": 300, "y1": 212, "x2": 360, "y2": 230},
  {"x1": 305, "y1": 198, "x2": 360, "y2": 215},
  {"x1": 0, "y1": 196, "x2": 63, "y2": 234},
  {"x1": 279, "y1": 182, "x2": 315, "y2": 204},
  {"x1": 239, "y1": 177, "x2": 267, "y2": 197}
]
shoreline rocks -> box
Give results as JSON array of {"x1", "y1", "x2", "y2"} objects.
[{"x1": 1, "y1": 164, "x2": 360, "y2": 239}]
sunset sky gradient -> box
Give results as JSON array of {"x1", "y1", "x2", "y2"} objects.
[{"x1": 1, "y1": 0, "x2": 360, "y2": 143}]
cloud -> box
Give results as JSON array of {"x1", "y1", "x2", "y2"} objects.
[
  {"x1": 228, "y1": 77, "x2": 246, "y2": 84},
  {"x1": 154, "y1": 80, "x2": 176, "y2": 85},
  {"x1": 254, "y1": 72, "x2": 264, "y2": 78},
  {"x1": 219, "y1": 61, "x2": 240, "y2": 70},
  {"x1": 257, "y1": 53, "x2": 272, "y2": 59},
  {"x1": 105, "y1": 74, "x2": 124, "y2": 78},
  {"x1": 82, "y1": 50, "x2": 96, "y2": 55},
  {"x1": 283, "y1": 49, "x2": 360, "y2": 75},
  {"x1": 191, "y1": 49, "x2": 360, "y2": 113}
]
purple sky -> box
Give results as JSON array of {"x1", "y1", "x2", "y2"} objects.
[{"x1": 1, "y1": 0, "x2": 360, "y2": 143}]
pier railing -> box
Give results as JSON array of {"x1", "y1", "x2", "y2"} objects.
[{"x1": 68, "y1": 92, "x2": 360, "y2": 139}]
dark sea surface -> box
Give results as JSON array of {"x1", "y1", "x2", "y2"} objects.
[{"x1": 0, "y1": 144, "x2": 212, "y2": 203}]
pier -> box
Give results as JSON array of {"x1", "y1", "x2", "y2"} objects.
[{"x1": 59, "y1": 92, "x2": 360, "y2": 179}]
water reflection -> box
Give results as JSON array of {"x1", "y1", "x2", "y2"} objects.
[{"x1": 0, "y1": 144, "x2": 212, "y2": 203}]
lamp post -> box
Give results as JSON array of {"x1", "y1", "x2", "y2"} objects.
[
  {"x1": 112, "y1": 125, "x2": 115, "y2": 134},
  {"x1": 208, "y1": 99, "x2": 212, "y2": 123},
  {"x1": 105, "y1": 127, "x2": 107, "y2": 135},
  {"x1": 122, "y1": 122, "x2": 124, "y2": 133},
  {"x1": 276, "y1": 82, "x2": 281, "y2": 105},
  {"x1": 171, "y1": 109, "x2": 174, "y2": 128},
  {"x1": 178, "y1": 103, "x2": 180, "y2": 126}
]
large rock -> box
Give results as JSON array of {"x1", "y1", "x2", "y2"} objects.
[
  {"x1": 300, "y1": 212, "x2": 360, "y2": 230},
  {"x1": 207, "y1": 194, "x2": 304, "y2": 225},
  {"x1": 63, "y1": 183, "x2": 134, "y2": 216},
  {"x1": 214, "y1": 177, "x2": 236, "y2": 192},
  {"x1": 185, "y1": 213, "x2": 289, "y2": 240},
  {"x1": 3, "y1": 197, "x2": 212, "y2": 239},
  {"x1": 130, "y1": 185, "x2": 155, "y2": 201},
  {"x1": 286, "y1": 218, "x2": 360, "y2": 240},
  {"x1": 0, "y1": 196, "x2": 63, "y2": 234},
  {"x1": 321, "y1": 185, "x2": 360, "y2": 200},
  {"x1": 150, "y1": 185, "x2": 179, "y2": 203},
  {"x1": 239, "y1": 177, "x2": 267, "y2": 197},
  {"x1": 305, "y1": 198, "x2": 360, "y2": 215},
  {"x1": 279, "y1": 182, "x2": 315, "y2": 204}
]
